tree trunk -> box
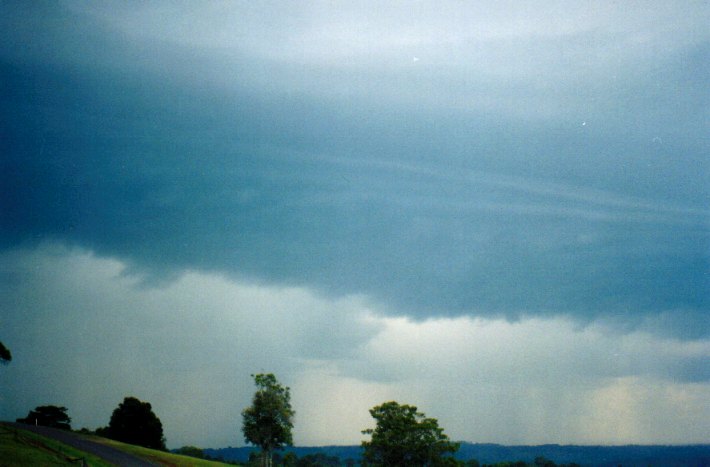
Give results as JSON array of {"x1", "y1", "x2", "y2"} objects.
[{"x1": 262, "y1": 449, "x2": 272, "y2": 467}]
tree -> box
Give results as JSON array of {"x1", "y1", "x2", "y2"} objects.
[
  {"x1": 296, "y1": 452, "x2": 342, "y2": 466},
  {"x1": 242, "y1": 373, "x2": 295, "y2": 467},
  {"x1": 99, "y1": 396, "x2": 166, "y2": 450},
  {"x1": 534, "y1": 457, "x2": 557, "y2": 467},
  {"x1": 361, "y1": 401, "x2": 459, "y2": 466},
  {"x1": 16, "y1": 405, "x2": 72, "y2": 430},
  {"x1": 0, "y1": 341, "x2": 11, "y2": 364},
  {"x1": 175, "y1": 445, "x2": 207, "y2": 459}
]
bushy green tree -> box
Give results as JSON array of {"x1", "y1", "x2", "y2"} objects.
[
  {"x1": 361, "y1": 401, "x2": 459, "y2": 466},
  {"x1": 16, "y1": 405, "x2": 72, "y2": 430},
  {"x1": 99, "y1": 396, "x2": 166, "y2": 450},
  {"x1": 242, "y1": 373, "x2": 295, "y2": 467}
]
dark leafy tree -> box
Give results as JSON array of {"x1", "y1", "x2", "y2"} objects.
[
  {"x1": 242, "y1": 373, "x2": 295, "y2": 467},
  {"x1": 296, "y1": 452, "x2": 342, "y2": 466},
  {"x1": 175, "y1": 445, "x2": 207, "y2": 459},
  {"x1": 534, "y1": 457, "x2": 556, "y2": 467},
  {"x1": 361, "y1": 401, "x2": 459, "y2": 466},
  {"x1": 0, "y1": 341, "x2": 11, "y2": 364},
  {"x1": 16, "y1": 405, "x2": 72, "y2": 430},
  {"x1": 100, "y1": 396, "x2": 166, "y2": 450},
  {"x1": 282, "y1": 452, "x2": 298, "y2": 466},
  {"x1": 247, "y1": 451, "x2": 262, "y2": 466}
]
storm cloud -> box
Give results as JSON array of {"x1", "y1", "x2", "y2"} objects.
[
  {"x1": 1, "y1": 0, "x2": 708, "y2": 448},
  {"x1": 3, "y1": 1, "x2": 708, "y2": 324}
]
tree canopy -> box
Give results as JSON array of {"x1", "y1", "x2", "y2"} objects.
[
  {"x1": 16, "y1": 405, "x2": 72, "y2": 430},
  {"x1": 175, "y1": 445, "x2": 209, "y2": 460},
  {"x1": 242, "y1": 373, "x2": 295, "y2": 467},
  {"x1": 0, "y1": 341, "x2": 11, "y2": 364},
  {"x1": 98, "y1": 396, "x2": 166, "y2": 450},
  {"x1": 361, "y1": 401, "x2": 459, "y2": 466}
]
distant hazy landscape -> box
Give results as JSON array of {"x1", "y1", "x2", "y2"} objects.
[{"x1": 205, "y1": 443, "x2": 710, "y2": 466}]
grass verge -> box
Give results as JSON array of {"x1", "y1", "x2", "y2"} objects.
[
  {"x1": 90, "y1": 436, "x2": 236, "y2": 466},
  {"x1": 0, "y1": 424, "x2": 111, "y2": 466},
  {"x1": 1, "y1": 424, "x2": 234, "y2": 466}
]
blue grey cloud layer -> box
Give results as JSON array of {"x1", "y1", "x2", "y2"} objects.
[{"x1": 1, "y1": 2, "x2": 708, "y2": 334}]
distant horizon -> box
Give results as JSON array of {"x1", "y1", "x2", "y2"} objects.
[
  {"x1": 202, "y1": 441, "x2": 710, "y2": 450},
  {"x1": 202, "y1": 443, "x2": 710, "y2": 465}
]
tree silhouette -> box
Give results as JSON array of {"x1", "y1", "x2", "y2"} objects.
[
  {"x1": 99, "y1": 396, "x2": 166, "y2": 450},
  {"x1": 16, "y1": 405, "x2": 72, "y2": 430}
]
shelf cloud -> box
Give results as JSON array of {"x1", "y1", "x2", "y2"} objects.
[{"x1": 1, "y1": 1, "x2": 708, "y2": 448}]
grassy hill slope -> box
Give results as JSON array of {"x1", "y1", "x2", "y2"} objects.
[
  {"x1": 0, "y1": 424, "x2": 111, "y2": 466},
  {"x1": 0, "y1": 423, "x2": 233, "y2": 466}
]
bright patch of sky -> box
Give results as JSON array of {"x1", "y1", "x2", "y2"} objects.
[{"x1": 1, "y1": 245, "x2": 708, "y2": 447}]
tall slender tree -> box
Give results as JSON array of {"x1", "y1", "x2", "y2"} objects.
[{"x1": 242, "y1": 373, "x2": 295, "y2": 467}]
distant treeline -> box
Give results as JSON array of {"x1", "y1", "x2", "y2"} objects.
[{"x1": 203, "y1": 443, "x2": 710, "y2": 466}]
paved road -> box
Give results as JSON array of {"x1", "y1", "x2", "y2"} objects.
[{"x1": 5, "y1": 422, "x2": 157, "y2": 466}]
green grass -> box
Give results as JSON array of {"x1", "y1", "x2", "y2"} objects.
[
  {"x1": 89, "y1": 435, "x2": 236, "y2": 466},
  {"x1": 0, "y1": 425, "x2": 111, "y2": 466},
  {"x1": 0, "y1": 423, "x2": 236, "y2": 466}
]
